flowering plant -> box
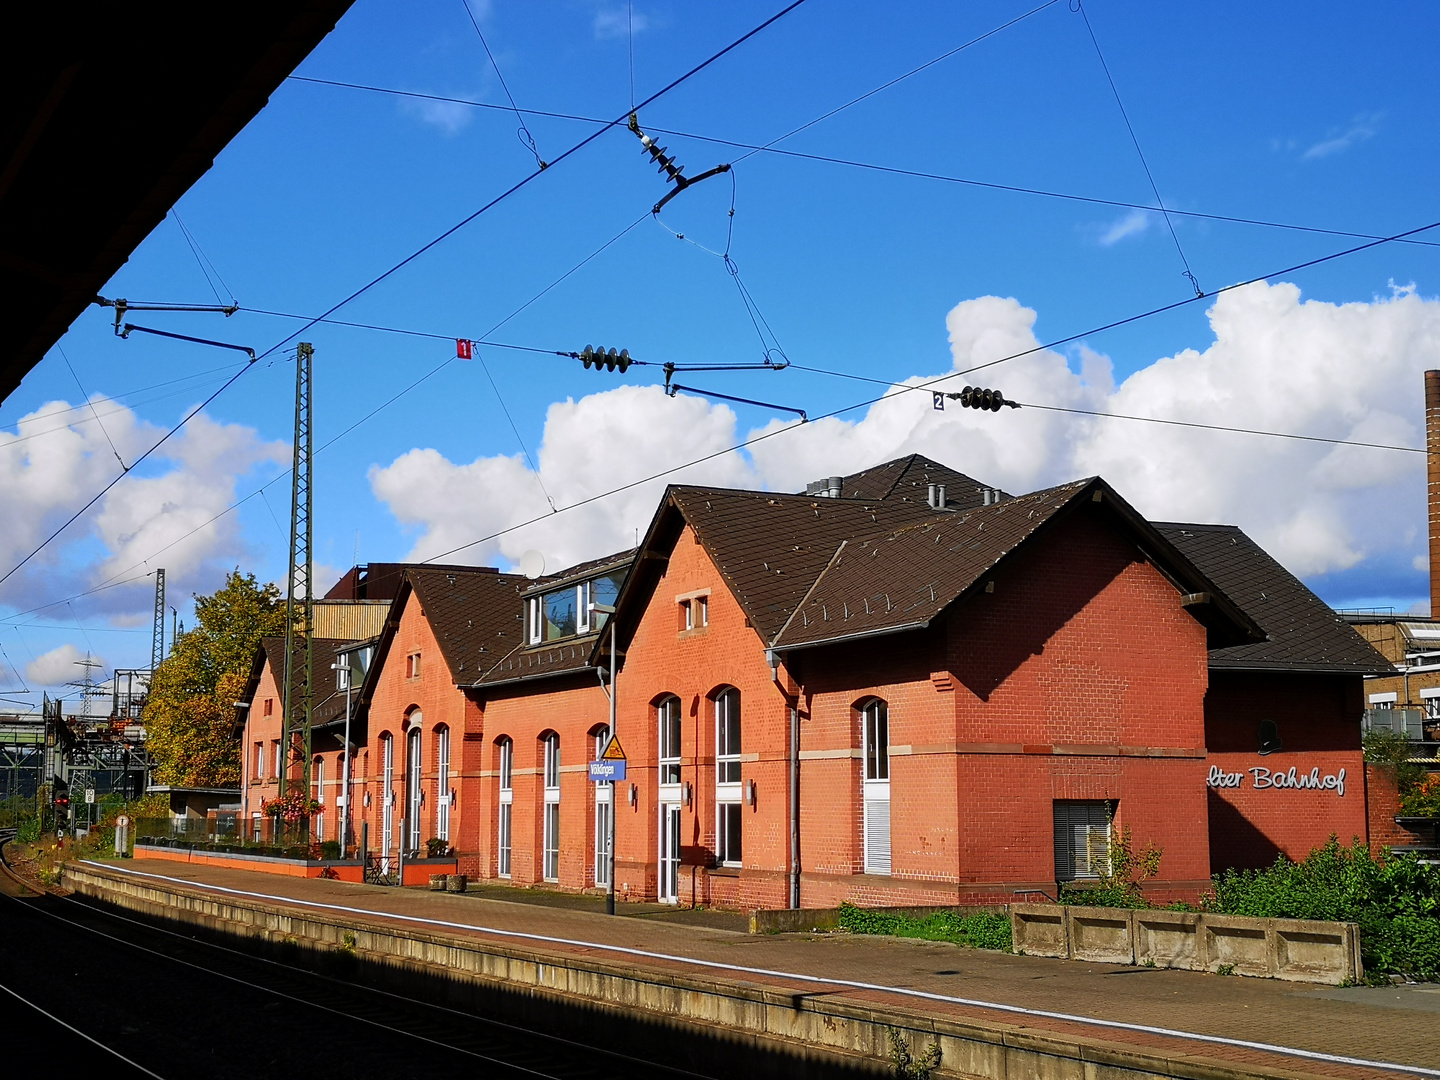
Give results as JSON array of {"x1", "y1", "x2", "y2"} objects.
[
  {"x1": 260, "y1": 789, "x2": 323, "y2": 824},
  {"x1": 1400, "y1": 775, "x2": 1440, "y2": 818}
]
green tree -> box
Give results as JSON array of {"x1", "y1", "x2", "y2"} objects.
[{"x1": 143, "y1": 570, "x2": 285, "y2": 786}]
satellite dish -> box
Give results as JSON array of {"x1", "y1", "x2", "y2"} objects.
[{"x1": 519, "y1": 550, "x2": 546, "y2": 580}]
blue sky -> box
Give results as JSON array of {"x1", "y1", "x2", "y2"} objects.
[{"x1": 4, "y1": 0, "x2": 1440, "y2": 694}]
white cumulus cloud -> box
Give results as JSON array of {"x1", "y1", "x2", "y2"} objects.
[
  {"x1": 369, "y1": 282, "x2": 1440, "y2": 592},
  {"x1": 0, "y1": 396, "x2": 288, "y2": 615},
  {"x1": 25, "y1": 643, "x2": 104, "y2": 688},
  {"x1": 1098, "y1": 208, "x2": 1154, "y2": 246},
  {"x1": 1303, "y1": 112, "x2": 1383, "y2": 160}
]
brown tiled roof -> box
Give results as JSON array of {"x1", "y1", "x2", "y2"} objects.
[
  {"x1": 255, "y1": 637, "x2": 352, "y2": 726},
  {"x1": 472, "y1": 549, "x2": 635, "y2": 687},
  {"x1": 836, "y1": 453, "x2": 1007, "y2": 510},
  {"x1": 1154, "y1": 523, "x2": 1394, "y2": 674},
  {"x1": 773, "y1": 480, "x2": 1091, "y2": 648},
  {"x1": 406, "y1": 567, "x2": 530, "y2": 683},
  {"x1": 667, "y1": 486, "x2": 943, "y2": 641}
]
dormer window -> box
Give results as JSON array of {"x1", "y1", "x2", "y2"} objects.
[
  {"x1": 525, "y1": 570, "x2": 626, "y2": 645},
  {"x1": 405, "y1": 652, "x2": 421, "y2": 679}
]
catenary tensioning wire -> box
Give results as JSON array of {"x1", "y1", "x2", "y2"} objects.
[
  {"x1": 0, "y1": 978, "x2": 168, "y2": 1079},
  {"x1": 79, "y1": 862, "x2": 1440, "y2": 1079}
]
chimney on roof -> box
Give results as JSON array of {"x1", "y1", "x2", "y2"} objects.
[
  {"x1": 808, "y1": 476, "x2": 843, "y2": 498},
  {"x1": 936, "y1": 483, "x2": 946, "y2": 509},
  {"x1": 1428, "y1": 370, "x2": 1440, "y2": 617},
  {"x1": 927, "y1": 483, "x2": 936, "y2": 508}
]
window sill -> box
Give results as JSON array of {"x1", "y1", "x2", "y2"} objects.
[{"x1": 708, "y1": 865, "x2": 741, "y2": 877}]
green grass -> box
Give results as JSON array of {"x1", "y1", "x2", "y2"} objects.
[{"x1": 837, "y1": 903, "x2": 1013, "y2": 951}]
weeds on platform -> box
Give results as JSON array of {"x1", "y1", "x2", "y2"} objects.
[{"x1": 838, "y1": 904, "x2": 1012, "y2": 951}]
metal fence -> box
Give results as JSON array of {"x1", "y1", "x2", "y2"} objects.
[{"x1": 131, "y1": 814, "x2": 342, "y2": 859}]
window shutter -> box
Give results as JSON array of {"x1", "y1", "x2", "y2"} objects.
[
  {"x1": 1054, "y1": 801, "x2": 1111, "y2": 881},
  {"x1": 864, "y1": 795, "x2": 891, "y2": 875}
]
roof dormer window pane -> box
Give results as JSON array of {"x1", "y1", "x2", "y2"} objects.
[{"x1": 544, "y1": 588, "x2": 577, "y2": 640}]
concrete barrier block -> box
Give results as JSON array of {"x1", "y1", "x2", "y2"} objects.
[
  {"x1": 1134, "y1": 909, "x2": 1200, "y2": 970},
  {"x1": 1065, "y1": 906, "x2": 1134, "y2": 965},
  {"x1": 1010, "y1": 903, "x2": 1067, "y2": 958},
  {"x1": 1271, "y1": 919, "x2": 1360, "y2": 984},
  {"x1": 1198, "y1": 914, "x2": 1270, "y2": 977}
]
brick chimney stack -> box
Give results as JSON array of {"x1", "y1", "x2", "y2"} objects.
[{"x1": 1428, "y1": 370, "x2": 1440, "y2": 617}]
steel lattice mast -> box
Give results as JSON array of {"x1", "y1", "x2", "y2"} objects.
[
  {"x1": 150, "y1": 568, "x2": 166, "y2": 672},
  {"x1": 280, "y1": 343, "x2": 314, "y2": 797}
]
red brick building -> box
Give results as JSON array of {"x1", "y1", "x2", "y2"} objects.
[{"x1": 241, "y1": 455, "x2": 1391, "y2": 906}]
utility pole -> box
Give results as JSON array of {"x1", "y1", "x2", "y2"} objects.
[
  {"x1": 280, "y1": 342, "x2": 314, "y2": 799},
  {"x1": 150, "y1": 568, "x2": 166, "y2": 672}
]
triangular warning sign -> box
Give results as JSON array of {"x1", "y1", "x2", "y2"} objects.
[{"x1": 601, "y1": 735, "x2": 627, "y2": 761}]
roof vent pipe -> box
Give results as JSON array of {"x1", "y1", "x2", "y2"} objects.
[
  {"x1": 927, "y1": 483, "x2": 936, "y2": 508},
  {"x1": 982, "y1": 488, "x2": 992, "y2": 507},
  {"x1": 937, "y1": 484, "x2": 947, "y2": 510},
  {"x1": 827, "y1": 476, "x2": 842, "y2": 498}
]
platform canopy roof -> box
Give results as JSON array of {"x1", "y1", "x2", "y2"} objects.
[{"x1": 0, "y1": 0, "x2": 354, "y2": 403}]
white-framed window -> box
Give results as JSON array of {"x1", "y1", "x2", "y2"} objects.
[
  {"x1": 406, "y1": 723, "x2": 422, "y2": 852},
  {"x1": 435, "y1": 725, "x2": 451, "y2": 842},
  {"x1": 681, "y1": 599, "x2": 694, "y2": 630},
  {"x1": 381, "y1": 733, "x2": 395, "y2": 873},
  {"x1": 273, "y1": 739, "x2": 282, "y2": 781},
  {"x1": 313, "y1": 757, "x2": 325, "y2": 841},
  {"x1": 658, "y1": 696, "x2": 682, "y2": 786},
  {"x1": 405, "y1": 652, "x2": 421, "y2": 679},
  {"x1": 252, "y1": 811, "x2": 263, "y2": 842},
  {"x1": 526, "y1": 597, "x2": 542, "y2": 644},
  {"x1": 543, "y1": 733, "x2": 561, "y2": 881},
  {"x1": 336, "y1": 660, "x2": 349, "y2": 691},
  {"x1": 861, "y1": 699, "x2": 890, "y2": 876},
  {"x1": 1054, "y1": 801, "x2": 1112, "y2": 881},
  {"x1": 497, "y1": 737, "x2": 513, "y2": 878},
  {"x1": 254, "y1": 742, "x2": 263, "y2": 780},
  {"x1": 593, "y1": 726, "x2": 611, "y2": 887},
  {"x1": 697, "y1": 595, "x2": 708, "y2": 626},
  {"x1": 715, "y1": 688, "x2": 741, "y2": 867}
]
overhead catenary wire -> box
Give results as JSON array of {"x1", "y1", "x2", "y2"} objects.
[
  {"x1": 0, "y1": 978, "x2": 169, "y2": 1080},
  {"x1": 459, "y1": 0, "x2": 547, "y2": 169},
  {"x1": 58, "y1": 346, "x2": 128, "y2": 472},
  {"x1": 289, "y1": 75, "x2": 1440, "y2": 253},
  {"x1": 171, "y1": 209, "x2": 237, "y2": 307},
  {"x1": 0, "y1": 3, "x2": 810, "y2": 604},
  {"x1": 256, "y1": 0, "x2": 812, "y2": 367},
  {"x1": 1074, "y1": 0, "x2": 1200, "y2": 296},
  {"x1": 731, "y1": 0, "x2": 1064, "y2": 165}
]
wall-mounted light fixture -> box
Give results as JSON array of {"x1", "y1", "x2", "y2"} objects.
[
  {"x1": 683, "y1": 781, "x2": 693, "y2": 808},
  {"x1": 628, "y1": 784, "x2": 638, "y2": 809},
  {"x1": 746, "y1": 779, "x2": 756, "y2": 807},
  {"x1": 363, "y1": 791, "x2": 371, "y2": 808}
]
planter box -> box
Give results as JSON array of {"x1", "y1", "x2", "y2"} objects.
[
  {"x1": 1011, "y1": 903, "x2": 1362, "y2": 984},
  {"x1": 398, "y1": 858, "x2": 457, "y2": 887},
  {"x1": 134, "y1": 843, "x2": 364, "y2": 882}
]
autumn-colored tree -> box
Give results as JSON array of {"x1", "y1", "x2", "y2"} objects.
[{"x1": 143, "y1": 570, "x2": 286, "y2": 786}]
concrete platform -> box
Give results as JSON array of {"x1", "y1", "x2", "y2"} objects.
[{"x1": 64, "y1": 858, "x2": 1439, "y2": 1080}]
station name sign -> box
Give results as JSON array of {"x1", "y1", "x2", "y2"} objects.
[{"x1": 1207, "y1": 764, "x2": 1346, "y2": 797}]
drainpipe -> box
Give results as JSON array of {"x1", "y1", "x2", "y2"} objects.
[{"x1": 769, "y1": 647, "x2": 801, "y2": 910}]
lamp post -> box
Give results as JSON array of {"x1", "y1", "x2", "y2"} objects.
[{"x1": 331, "y1": 658, "x2": 354, "y2": 857}]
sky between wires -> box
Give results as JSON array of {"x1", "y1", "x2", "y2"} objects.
[{"x1": 4, "y1": 0, "x2": 1440, "y2": 687}]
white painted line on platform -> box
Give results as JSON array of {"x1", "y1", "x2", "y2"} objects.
[{"x1": 80, "y1": 860, "x2": 1436, "y2": 1078}]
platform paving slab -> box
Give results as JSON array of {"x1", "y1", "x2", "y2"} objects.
[{"x1": 67, "y1": 858, "x2": 1438, "y2": 1080}]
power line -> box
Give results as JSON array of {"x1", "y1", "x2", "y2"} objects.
[
  {"x1": 288, "y1": 75, "x2": 1440, "y2": 252},
  {"x1": 731, "y1": 0, "x2": 1063, "y2": 164},
  {"x1": 0, "y1": 3, "x2": 809, "y2": 607},
  {"x1": 416, "y1": 214, "x2": 1440, "y2": 563},
  {"x1": 1074, "y1": 0, "x2": 1200, "y2": 296},
  {"x1": 459, "y1": 0, "x2": 546, "y2": 169},
  {"x1": 0, "y1": 355, "x2": 264, "y2": 588},
  {"x1": 256, "y1": 0, "x2": 813, "y2": 366}
]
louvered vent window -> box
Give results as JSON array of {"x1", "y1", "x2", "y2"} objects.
[{"x1": 1053, "y1": 801, "x2": 1113, "y2": 882}]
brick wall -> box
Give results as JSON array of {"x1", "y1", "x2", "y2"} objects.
[
  {"x1": 1363, "y1": 762, "x2": 1423, "y2": 853},
  {"x1": 1204, "y1": 671, "x2": 1367, "y2": 872}
]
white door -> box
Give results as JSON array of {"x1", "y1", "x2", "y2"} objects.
[
  {"x1": 381, "y1": 735, "x2": 394, "y2": 874},
  {"x1": 406, "y1": 726, "x2": 422, "y2": 853},
  {"x1": 595, "y1": 786, "x2": 612, "y2": 887},
  {"x1": 658, "y1": 802, "x2": 681, "y2": 903}
]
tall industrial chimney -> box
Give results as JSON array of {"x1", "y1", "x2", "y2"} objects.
[{"x1": 1427, "y1": 370, "x2": 1440, "y2": 617}]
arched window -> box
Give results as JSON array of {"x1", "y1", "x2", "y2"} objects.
[
  {"x1": 657, "y1": 696, "x2": 682, "y2": 786},
  {"x1": 861, "y1": 699, "x2": 890, "y2": 875},
  {"x1": 435, "y1": 725, "x2": 451, "y2": 841},
  {"x1": 542, "y1": 733, "x2": 560, "y2": 881},
  {"x1": 496, "y1": 737, "x2": 513, "y2": 878},
  {"x1": 715, "y1": 688, "x2": 742, "y2": 867},
  {"x1": 380, "y1": 733, "x2": 395, "y2": 873},
  {"x1": 592, "y1": 725, "x2": 612, "y2": 887},
  {"x1": 405, "y1": 721, "x2": 422, "y2": 853},
  {"x1": 313, "y1": 756, "x2": 325, "y2": 841}
]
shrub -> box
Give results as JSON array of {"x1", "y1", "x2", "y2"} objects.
[
  {"x1": 1402, "y1": 775, "x2": 1440, "y2": 818},
  {"x1": 1058, "y1": 825, "x2": 1162, "y2": 908},
  {"x1": 838, "y1": 903, "x2": 1012, "y2": 951},
  {"x1": 1209, "y1": 836, "x2": 1440, "y2": 980},
  {"x1": 426, "y1": 837, "x2": 454, "y2": 858},
  {"x1": 16, "y1": 819, "x2": 40, "y2": 843}
]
